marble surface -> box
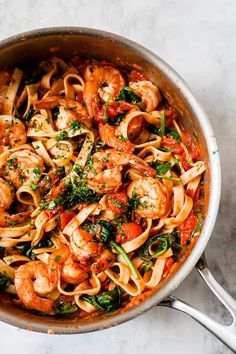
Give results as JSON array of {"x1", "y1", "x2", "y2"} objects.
[{"x1": 0, "y1": 0, "x2": 235, "y2": 353}]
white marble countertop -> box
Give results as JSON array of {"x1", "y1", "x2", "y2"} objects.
[{"x1": 0, "y1": 0, "x2": 235, "y2": 353}]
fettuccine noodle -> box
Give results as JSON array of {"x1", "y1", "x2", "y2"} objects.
[{"x1": 0, "y1": 57, "x2": 205, "y2": 318}]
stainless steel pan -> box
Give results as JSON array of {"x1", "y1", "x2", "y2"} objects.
[{"x1": 0, "y1": 27, "x2": 234, "y2": 351}]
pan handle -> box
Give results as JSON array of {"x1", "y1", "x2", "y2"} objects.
[{"x1": 159, "y1": 254, "x2": 236, "y2": 352}]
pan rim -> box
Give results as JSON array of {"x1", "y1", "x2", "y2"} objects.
[{"x1": 0, "y1": 26, "x2": 221, "y2": 334}]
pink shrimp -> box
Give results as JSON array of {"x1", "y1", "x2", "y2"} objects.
[
  {"x1": 14, "y1": 261, "x2": 55, "y2": 315},
  {"x1": 83, "y1": 66, "x2": 125, "y2": 117},
  {"x1": 48, "y1": 247, "x2": 88, "y2": 287},
  {"x1": 99, "y1": 124, "x2": 134, "y2": 153},
  {"x1": 86, "y1": 149, "x2": 156, "y2": 194}
]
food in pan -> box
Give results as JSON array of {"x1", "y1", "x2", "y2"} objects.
[{"x1": 0, "y1": 57, "x2": 205, "y2": 316}]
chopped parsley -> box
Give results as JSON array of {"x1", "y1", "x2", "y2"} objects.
[
  {"x1": 69, "y1": 120, "x2": 81, "y2": 133},
  {"x1": 7, "y1": 158, "x2": 18, "y2": 170},
  {"x1": 30, "y1": 183, "x2": 38, "y2": 191},
  {"x1": 55, "y1": 255, "x2": 61, "y2": 262},
  {"x1": 55, "y1": 130, "x2": 68, "y2": 141},
  {"x1": 165, "y1": 127, "x2": 182, "y2": 143},
  {"x1": 33, "y1": 167, "x2": 40, "y2": 175}
]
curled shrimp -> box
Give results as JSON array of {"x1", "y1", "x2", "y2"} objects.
[
  {"x1": 70, "y1": 228, "x2": 102, "y2": 264},
  {"x1": 3, "y1": 149, "x2": 45, "y2": 189},
  {"x1": 99, "y1": 124, "x2": 134, "y2": 153},
  {"x1": 56, "y1": 98, "x2": 91, "y2": 129},
  {"x1": 14, "y1": 260, "x2": 55, "y2": 315},
  {"x1": 86, "y1": 149, "x2": 156, "y2": 194},
  {"x1": 0, "y1": 176, "x2": 30, "y2": 227},
  {"x1": 33, "y1": 96, "x2": 92, "y2": 129},
  {"x1": 129, "y1": 81, "x2": 161, "y2": 112},
  {"x1": 48, "y1": 247, "x2": 88, "y2": 286},
  {"x1": 91, "y1": 249, "x2": 115, "y2": 274},
  {"x1": 71, "y1": 228, "x2": 115, "y2": 272},
  {"x1": 0, "y1": 211, "x2": 31, "y2": 227},
  {"x1": 0, "y1": 115, "x2": 27, "y2": 152},
  {"x1": 84, "y1": 66, "x2": 125, "y2": 117},
  {"x1": 0, "y1": 177, "x2": 13, "y2": 211},
  {"x1": 127, "y1": 177, "x2": 169, "y2": 218}
]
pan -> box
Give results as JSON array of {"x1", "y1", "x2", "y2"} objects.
[{"x1": 0, "y1": 27, "x2": 234, "y2": 352}]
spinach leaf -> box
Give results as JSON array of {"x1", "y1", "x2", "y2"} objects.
[
  {"x1": 139, "y1": 230, "x2": 182, "y2": 261},
  {"x1": 83, "y1": 220, "x2": 114, "y2": 243},
  {"x1": 54, "y1": 301, "x2": 78, "y2": 315},
  {"x1": 17, "y1": 235, "x2": 53, "y2": 260},
  {"x1": 149, "y1": 161, "x2": 171, "y2": 175},
  {"x1": 115, "y1": 86, "x2": 141, "y2": 104},
  {"x1": 148, "y1": 125, "x2": 181, "y2": 143},
  {"x1": 24, "y1": 108, "x2": 40, "y2": 122},
  {"x1": 0, "y1": 271, "x2": 10, "y2": 291},
  {"x1": 82, "y1": 286, "x2": 121, "y2": 312},
  {"x1": 165, "y1": 127, "x2": 182, "y2": 143}
]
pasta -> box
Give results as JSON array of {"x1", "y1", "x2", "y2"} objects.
[{"x1": 0, "y1": 57, "x2": 205, "y2": 317}]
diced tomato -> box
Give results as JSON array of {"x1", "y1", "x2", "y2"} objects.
[
  {"x1": 95, "y1": 101, "x2": 133, "y2": 124},
  {"x1": 165, "y1": 108, "x2": 178, "y2": 127},
  {"x1": 129, "y1": 70, "x2": 149, "y2": 82},
  {"x1": 59, "y1": 210, "x2": 75, "y2": 230},
  {"x1": 45, "y1": 205, "x2": 63, "y2": 219},
  {"x1": 107, "y1": 191, "x2": 128, "y2": 215},
  {"x1": 39, "y1": 170, "x2": 62, "y2": 194},
  {"x1": 182, "y1": 132, "x2": 200, "y2": 161},
  {"x1": 182, "y1": 161, "x2": 193, "y2": 171},
  {"x1": 116, "y1": 222, "x2": 143, "y2": 243},
  {"x1": 178, "y1": 212, "x2": 198, "y2": 246},
  {"x1": 162, "y1": 137, "x2": 184, "y2": 155},
  {"x1": 50, "y1": 181, "x2": 66, "y2": 198},
  {"x1": 163, "y1": 256, "x2": 175, "y2": 274}
]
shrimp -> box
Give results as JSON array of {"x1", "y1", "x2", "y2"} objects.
[
  {"x1": 127, "y1": 177, "x2": 169, "y2": 218},
  {"x1": 91, "y1": 249, "x2": 115, "y2": 274},
  {"x1": 33, "y1": 96, "x2": 92, "y2": 129},
  {"x1": 99, "y1": 124, "x2": 134, "y2": 153},
  {"x1": 56, "y1": 98, "x2": 91, "y2": 129},
  {"x1": 48, "y1": 247, "x2": 88, "y2": 286},
  {"x1": 0, "y1": 177, "x2": 31, "y2": 227},
  {"x1": 129, "y1": 81, "x2": 162, "y2": 112},
  {"x1": 86, "y1": 149, "x2": 156, "y2": 194},
  {"x1": 3, "y1": 149, "x2": 45, "y2": 189},
  {"x1": 70, "y1": 228, "x2": 115, "y2": 272},
  {"x1": 84, "y1": 66, "x2": 125, "y2": 117},
  {"x1": 14, "y1": 260, "x2": 55, "y2": 315},
  {"x1": 0, "y1": 177, "x2": 13, "y2": 211},
  {"x1": 70, "y1": 228, "x2": 102, "y2": 264},
  {"x1": 0, "y1": 211, "x2": 31, "y2": 227},
  {"x1": 0, "y1": 115, "x2": 27, "y2": 152}
]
